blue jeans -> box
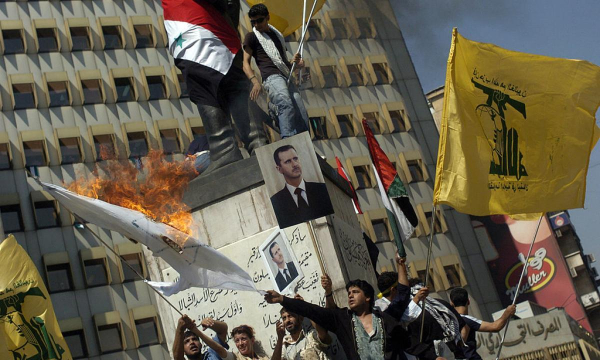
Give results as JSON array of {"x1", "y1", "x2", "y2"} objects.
[
  {"x1": 193, "y1": 151, "x2": 211, "y2": 175},
  {"x1": 263, "y1": 74, "x2": 309, "y2": 138}
]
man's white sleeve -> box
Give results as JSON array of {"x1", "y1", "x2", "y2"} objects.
[{"x1": 401, "y1": 300, "x2": 422, "y2": 324}]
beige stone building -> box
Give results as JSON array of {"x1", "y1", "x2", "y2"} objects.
[{"x1": 0, "y1": 0, "x2": 509, "y2": 359}]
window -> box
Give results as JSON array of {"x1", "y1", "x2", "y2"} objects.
[
  {"x1": 354, "y1": 165, "x2": 372, "y2": 189},
  {"x1": 172, "y1": 67, "x2": 188, "y2": 98},
  {"x1": 93, "y1": 135, "x2": 116, "y2": 161},
  {"x1": 10, "y1": 74, "x2": 37, "y2": 110},
  {"x1": 191, "y1": 126, "x2": 205, "y2": 141},
  {"x1": 81, "y1": 247, "x2": 111, "y2": 287},
  {"x1": 337, "y1": 115, "x2": 353, "y2": 137},
  {"x1": 330, "y1": 18, "x2": 348, "y2": 39},
  {"x1": 299, "y1": 66, "x2": 313, "y2": 88},
  {"x1": 417, "y1": 204, "x2": 448, "y2": 236},
  {"x1": 111, "y1": 69, "x2": 136, "y2": 102},
  {"x1": 367, "y1": 55, "x2": 393, "y2": 85},
  {"x1": 306, "y1": 19, "x2": 324, "y2": 41},
  {"x1": 33, "y1": 198, "x2": 61, "y2": 229},
  {"x1": 436, "y1": 255, "x2": 466, "y2": 289},
  {"x1": 309, "y1": 116, "x2": 328, "y2": 140},
  {"x1": 347, "y1": 64, "x2": 365, "y2": 86},
  {"x1": 363, "y1": 112, "x2": 381, "y2": 134},
  {"x1": 63, "y1": 329, "x2": 88, "y2": 359},
  {"x1": 0, "y1": 133, "x2": 12, "y2": 170},
  {"x1": 43, "y1": 252, "x2": 74, "y2": 293},
  {"x1": 0, "y1": 195, "x2": 24, "y2": 233},
  {"x1": 127, "y1": 132, "x2": 148, "y2": 158},
  {"x1": 389, "y1": 110, "x2": 407, "y2": 132},
  {"x1": 116, "y1": 242, "x2": 146, "y2": 282},
  {"x1": 99, "y1": 17, "x2": 124, "y2": 50},
  {"x1": 1, "y1": 20, "x2": 26, "y2": 54},
  {"x1": 444, "y1": 265, "x2": 462, "y2": 288},
  {"x1": 424, "y1": 209, "x2": 443, "y2": 234},
  {"x1": 130, "y1": 16, "x2": 155, "y2": 48},
  {"x1": 130, "y1": 306, "x2": 162, "y2": 348},
  {"x1": 355, "y1": 16, "x2": 376, "y2": 38},
  {"x1": 44, "y1": 71, "x2": 71, "y2": 108},
  {"x1": 407, "y1": 160, "x2": 424, "y2": 182},
  {"x1": 21, "y1": 130, "x2": 49, "y2": 167},
  {"x1": 33, "y1": 19, "x2": 60, "y2": 52},
  {"x1": 372, "y1": 219, "x2": 391, "y2": 242},
  {"x1": 56, "y1": 128, "x2": 83, "y2": 164},
  {"x1": 82, "y1": 79, "x2": 103, "y2": 104},
  {"x1": 48, "y1": 81, "x2": 70, "y2": 107},
  {"x1": 321, "y1": 66, "x2": 338, "y2": 88},
  {"x1": 416, "y1": 269, "x2": 436, "y2": 292},
  {"x1": 159, "y1": 129, "x2": 181, "y2": 154},
  {"x1": 94, "y1": 312, "x2": 125, "y2": 353},
  {"x1": 142, "y1": 66, "x2": 169, "y2": 100},
  {"x1": 70, "y1": 27, "x2": 91, "y2": 51}
]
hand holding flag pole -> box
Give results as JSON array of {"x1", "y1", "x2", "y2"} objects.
[
  {"x1": 418, "y1": 202, "x2": 437, "y2": 342},
  {"x1": 288, "y1": 0, "x2": 319, "y2": 85}
]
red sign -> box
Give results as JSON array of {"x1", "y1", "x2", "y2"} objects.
[{"x1": 471, "y1": 215, "x2": 591, "y2": 332}]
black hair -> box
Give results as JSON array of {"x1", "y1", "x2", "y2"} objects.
[
  {"x1": 377, "y1": 271, "x2": 398, "y2": 294},
  {"x1": 346, "y1": 279, "x2": 375, "y2": 308},
  {"x1": 408, "y1": 278, "x2": 422, "y2": 288},
  {"x1": 183, "y1": 330, "x2": 199, "y2": 341},
  {"x1": 231, "y1": 324, "x2": 255, "y2": 339},
  {"x1": 450, "y1": 287, "x2": 469, "y2": 307},
  {"x1": 269, "y1": 242, "x2": 279, "y2": 258},
  {"x1": 248, "y1": 4, "x2": 269, "y2": 18},
  {"x1": 273, "y1": 145, "x2": 296, "y2": 166}
]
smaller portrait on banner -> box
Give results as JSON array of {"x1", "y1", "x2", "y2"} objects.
[
  {"x1": 260, "y1": 228, "x2": 303, "y2": 294},
  {"x1": 256, "y1": 132, "x2": 334, "y2": 229}
]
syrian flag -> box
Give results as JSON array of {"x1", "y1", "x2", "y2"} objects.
[
  {"x1": 335, "y1": 156, "x2": 363, "y2": 214},
  {"x1": 39, "y1": 181, "x2": 258, "y2": 296},
  {"x1": 362, "y1": 120, "x2": 418, "y2": 254},
  {"x1": 163, "y1": 0, "x2": 241, "y2": 76}
]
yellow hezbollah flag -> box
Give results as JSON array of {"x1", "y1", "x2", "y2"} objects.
[
  {"x1": 0, "y1": 235, "x2": 72, "y2": 360},
  {"x1": 434, "y1": 29, "x2": 600, "y2": 216},
  {"x1": 246, "y1": 0, "x2": 326, "y2": 37}
]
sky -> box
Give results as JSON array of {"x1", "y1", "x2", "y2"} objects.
[{"x1": 392, "y1": 1, "x2": 600, "y2": 260}]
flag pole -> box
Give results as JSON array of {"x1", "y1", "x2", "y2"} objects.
[
  {"x1": 79, "y1": 221, "x2": 184, "y2": 317},
  {"x1": 307, "y1": 221, "x2": 327, "y2": 274},
  {"x1": 495, "y1": 214, "x2": 544, "y2": 360},
  {"x1": 297, "y1": 0, "x2": 308, "y2": 84},
  {"x1": 288, "y1": 0, "x2": 318, "y2": 85},
  {"x1": 419, "y1": 202, "x2": 438, "y2": 342}
]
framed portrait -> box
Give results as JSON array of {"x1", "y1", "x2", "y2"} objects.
[
  {"x1": 259, "y1": 228, "x2": 303, "y2": 294},
  {"x1": 256, "y1": 132, "x2": 334, "y2": 229}
]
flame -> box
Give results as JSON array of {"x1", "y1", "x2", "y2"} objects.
[{"x1": 67, "y1": 150, "x2": 199, "y2": 246}]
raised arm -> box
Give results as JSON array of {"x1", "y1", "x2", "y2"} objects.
[
  {"x1": 294, "y1": 294, "x2": 332, "y2": 345},
  {"x1": 185, "y1": 317, "x2": 228, "y2": 359},
  {"x1": 321, "y1": 274, "x2": 338, "y2": 309},
  {"x1": 201, "y1": 317, "x2": 228, "y2": 344},
  {"x1": 173, "y1": 316, "x2": 187, "y2": 360},
  {"x1": 265, "y1": 290, "x2": 340, "y2": 333},
  {"x1": 271, "y1": 320, "x2": 285, "y2": 360},
  {"x1": 479, "y1": 305, "x2": 516, "y2": 332}
]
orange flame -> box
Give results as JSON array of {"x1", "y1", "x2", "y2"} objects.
[{"x1": 67, "y1": 150, "x2": 198, "y2": 244}]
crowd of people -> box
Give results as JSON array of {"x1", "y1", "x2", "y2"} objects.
[{"x1": 173, "y1": 255, "x2": 516, "y2": 360}]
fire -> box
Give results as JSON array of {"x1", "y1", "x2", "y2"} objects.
[{"x1": 67, "y1": 149, "x2": 199, "y2": 245}]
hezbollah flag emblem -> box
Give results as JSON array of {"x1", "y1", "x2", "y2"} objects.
[{"x1": 0, "y1": 235, "x2": 71, "y2": 360}]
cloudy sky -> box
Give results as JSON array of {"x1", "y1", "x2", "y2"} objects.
[{"x1": 392, "y1": 1, "x2": 600, "y2": 262}]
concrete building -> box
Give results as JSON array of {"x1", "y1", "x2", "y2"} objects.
[{"x1": 0, "y1": 0, "x2": 514, "y2": 358}]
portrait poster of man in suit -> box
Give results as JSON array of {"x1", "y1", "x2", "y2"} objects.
[
  {"x1": 256, "y1": 132, "x2": 334, "y2": 229},
  {"x1": 260, "y1": 229, "x2": 303, "y2": 293}
]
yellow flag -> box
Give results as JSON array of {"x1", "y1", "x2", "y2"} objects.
[
  {"x1": 434, "y1": 29, "x2": 600, "y2": 216},
  {"x1": 246, "y1": 0, "x2": 326, "y2": 36},
  {"x1": 0, "y1": 235, "x2": 72, "y2": 360}
]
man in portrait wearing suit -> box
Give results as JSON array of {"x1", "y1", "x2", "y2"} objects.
[
  {"x1": 270, "y1": 145, "x2": 334, "y2": 228},
  {"x1": 269, "y1": 242, "x2": 299, "y2": 291}
]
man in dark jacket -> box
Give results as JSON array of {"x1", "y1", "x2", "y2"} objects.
[{"x1": 265, "y1": 256, "x2": 413, "y2": 360}]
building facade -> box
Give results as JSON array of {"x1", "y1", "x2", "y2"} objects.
[{"x1": 0, "y1": 0, "x2": 513, "y2": 359}]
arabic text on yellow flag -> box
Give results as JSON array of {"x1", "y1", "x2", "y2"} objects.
[
  {"x1": 0, "y1": 235, "x2": 72, "y2": 360},
  {"x1": 434, "y1": 28, "x2": 600, "y2": 216},
  {"x1": 246, "y1": 0, "x2": 326, "y2": 36}
]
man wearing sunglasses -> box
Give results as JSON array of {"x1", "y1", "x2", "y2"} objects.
[{"x1": 242, "y1": 4, "x2": 310, "y2": 139}]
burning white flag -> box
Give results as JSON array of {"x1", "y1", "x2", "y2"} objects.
[{"x1": 40, "y1": 181, "x2": 258, "y2": 295}]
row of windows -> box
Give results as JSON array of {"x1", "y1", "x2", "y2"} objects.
[
  {"x1": 42, "y1": 243, "x2": 147, "y2": 292},
  {"x1": 0, "y1": 119, "x2": 204, "y2": 171},
  {"x1": 2, "y1": 66, "x2": 186, "y2": 110},
  {"x1": 280, "y1": 11, "x2": 377, "y2": 42},
  {"x1": 0, "y1": 191, "x2": 62, "y2": 231},
  {"x1": 307, "y1": 102, "x2": 410, "y2": 140},
  {"x1": 0, "y1": 16, "x2": 165, "y2": 54},
  {"x1": 299, "y1": 55, "x2": 394, "y2": 89},
  {"x1": 60, "y1": 306, "x2": 162, "y2": 358},
  {"x1": 359, "y1": 204, "x2": 448, "y2": 245}
]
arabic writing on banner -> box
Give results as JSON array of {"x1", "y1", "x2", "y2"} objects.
[
  {"x1": 162, "y1": 223, "x2": 345, "y2": 359},
  {"x1": 476, "y1": 309, "x2": 592, "y2": 358}
]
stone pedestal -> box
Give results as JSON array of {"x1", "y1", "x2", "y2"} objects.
[{"x1": 145, "y1": 156, "x2": 377, "y2": 357}]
